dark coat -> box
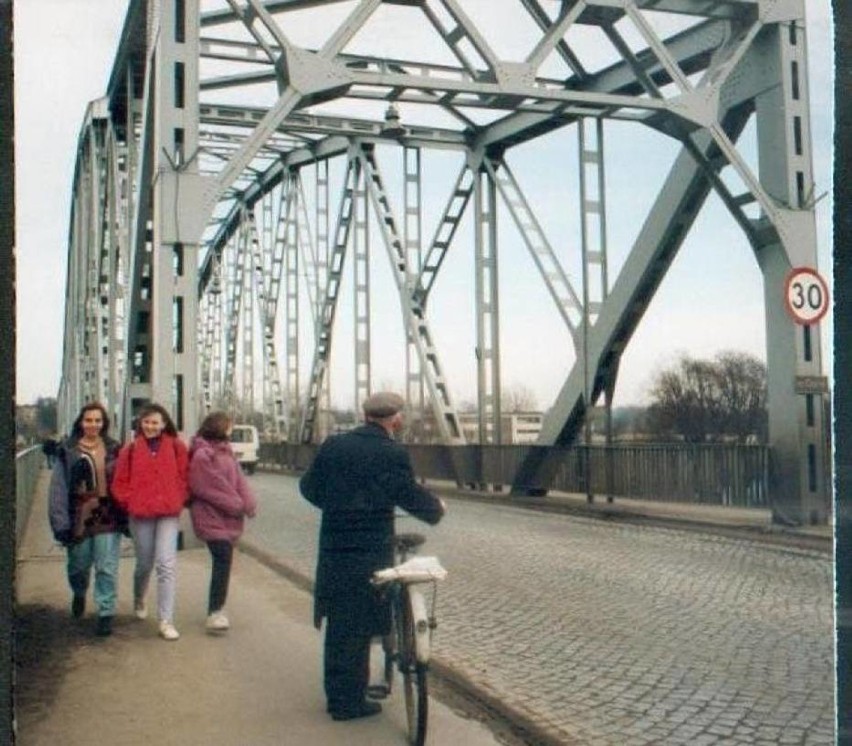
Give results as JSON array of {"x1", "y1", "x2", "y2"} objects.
[
  {"x1": 299, "y1": 423, "x2": 444, "y2": 633},
  {"x1": 48, "y1": 435, "x2": 125, "y2": 544}
]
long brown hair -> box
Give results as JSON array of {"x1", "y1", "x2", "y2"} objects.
[{"x1": 71, "y1": 402, "x2": 110, "y2": 438}]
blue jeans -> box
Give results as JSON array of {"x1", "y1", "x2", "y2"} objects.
[
  {"x1": 130, "y1": 516, "x2": 179, "y2": 623},
  {"x1": 66, "y1": 532, "x2": 122, "y2": 617}
]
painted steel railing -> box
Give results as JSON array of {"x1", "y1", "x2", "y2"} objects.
[
  {"x1": 15, "y1": 446, "x2": 45, "y2": 550},
  {"x1": 259, "y1": 442, "x2": 771, "y2": 509}
]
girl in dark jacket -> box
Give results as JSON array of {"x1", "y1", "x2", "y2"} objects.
[
  {"x1": 188, "y1": 411, "x2": 257, "y2": 633},
  {"x1": 112, "y1": 403, "x2": 189, "y2": 641},
  {"x1": 48, "y1": 402, "x2": 126, "y2": 637}
]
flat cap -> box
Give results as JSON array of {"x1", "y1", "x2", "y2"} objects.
[{"x1": 363, "y1": 391, "x2": 405, "y2": 418}]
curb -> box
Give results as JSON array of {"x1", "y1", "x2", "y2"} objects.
[
  {"x1": 238, "y1": 540, "x2": 573, "y2": 746},
  {"x1": 257, "y1": 467, "x2": 832, "y2": 555},
  {"x1": 433, "y1": 488, "x2": 833, "y2": 556}
]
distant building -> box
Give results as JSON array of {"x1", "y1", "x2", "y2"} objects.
[{"x1": 457, "y1": 411, "x2": 544, "y2": 445}]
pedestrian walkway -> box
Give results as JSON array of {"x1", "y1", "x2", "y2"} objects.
[{"x1": 14, "y1": 472, "x2": 502, "y2": 746}]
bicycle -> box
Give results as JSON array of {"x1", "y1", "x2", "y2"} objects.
[{"x1": 371, "y1": 532, "x2": 447, "y2": 746}]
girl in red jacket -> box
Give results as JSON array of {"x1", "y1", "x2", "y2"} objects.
[{"x1": 112, "y1": 403, "x2": 189, "y2": 641}]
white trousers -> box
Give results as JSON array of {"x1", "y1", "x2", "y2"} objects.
[{"x1": 130, "y1": 516, "x2": 180, "y2": 624}]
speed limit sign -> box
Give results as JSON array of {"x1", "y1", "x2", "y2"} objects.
[{"x1": 784, "y1": 267, "x2": 829, "y2": 325}]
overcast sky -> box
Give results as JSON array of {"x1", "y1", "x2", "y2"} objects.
[{"x1": 13, "y1": 1, "x2": 835, "y2": 411}]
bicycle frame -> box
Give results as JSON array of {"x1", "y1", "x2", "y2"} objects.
[{"x1": 406, "y1": 582, "x2": 433, "y2": 664}]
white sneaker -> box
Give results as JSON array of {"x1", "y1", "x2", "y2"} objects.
[
  {"x1": 158, "y1": 620, "x2": 180, "y2": 641},
  {"x1": 205, "y1": 611, "x2": 230, "y2": 633},
  {"x1": 134, "y1": 599, "x2": 148, "y2": 620}
]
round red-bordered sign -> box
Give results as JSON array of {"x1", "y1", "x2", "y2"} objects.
[{"x1": 784, "y1": 267, "x2": 829, "y2": 325}]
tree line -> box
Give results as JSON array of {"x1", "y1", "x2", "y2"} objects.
[
  {"x1": 610, "y1": 351, "x2": 767, "y2": 444},
  {"x1": 17, "y1": 351, "x2": 768, "y2": 446}
]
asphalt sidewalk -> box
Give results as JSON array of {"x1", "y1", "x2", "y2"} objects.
[{"x1": 14, "y1": 470, "x2": 502, "y2": 746}]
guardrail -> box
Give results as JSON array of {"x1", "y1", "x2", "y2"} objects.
[
  {"x1": 259, "y1": 442, "x2": 770, "y2": 509},
  {"x1": 16, "y1": 446, "x2": 44, "y2": 550}
]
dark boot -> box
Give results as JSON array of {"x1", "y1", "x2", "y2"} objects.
[
  {"x1": 71, "y1": 595, "x2": 85, "y2": 619},
  {"x1": 330, "y1": 700, "x2": 382, "y2": 721},
  {"x1": 95, "y1": 616, "x2": 113, "y2": 637}
]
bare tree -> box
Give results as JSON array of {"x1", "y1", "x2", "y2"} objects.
[
  {"x1": 714, "y1": 352, "x2": 767, "y2": 442},
  {"x1": 502, "y1": 384, "x2": 539, "y2": 413},
  {"x1": 647, "y1": 352, "x2": 766, "y2": 443}
]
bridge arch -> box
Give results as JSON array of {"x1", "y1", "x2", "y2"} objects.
[{"x1": 59, "y1": 0, "x2": 829, "y2": 524}]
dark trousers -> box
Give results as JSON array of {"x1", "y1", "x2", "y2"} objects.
[
  {"x1": 324, "y1": 611, "x2": 371, "y2": 711},
  {"x1": 206, "y1": 540, "x2": 234, "y2": 614}
]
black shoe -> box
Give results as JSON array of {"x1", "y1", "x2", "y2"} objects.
[
  {"x1": 71, "y1": 596, "x2": 85, "y2": 619},
  {"x1": 95, "y1": 616, "x2": 113, "y2": 637},
  {"x1": 330, "y1": 700, "x2": 382, "y2": 721}
]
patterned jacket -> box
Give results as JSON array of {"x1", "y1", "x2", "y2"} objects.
[{"x1": 48, "y1": 435, "x2": 125, "y2": 544}]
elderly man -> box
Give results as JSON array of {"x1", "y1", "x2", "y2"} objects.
[{"x1": 299, "y1": 391, "x2": 446, "y2": 721}]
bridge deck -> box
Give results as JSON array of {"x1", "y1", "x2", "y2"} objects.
[{"x1": 16, "y1": 468, "x2": 832, "y2": 745}]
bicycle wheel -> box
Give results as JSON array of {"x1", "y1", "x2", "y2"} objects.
[{"x1": 399, "y1": 588, "x2": 428, "y2": 746}]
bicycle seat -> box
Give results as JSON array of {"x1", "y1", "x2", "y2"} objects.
[{"x1": 394, "y1": 532, "x2": 426, "y2": 552}]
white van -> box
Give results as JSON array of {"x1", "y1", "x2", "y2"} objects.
[{"x1": 229, "y1": 424, "x2": 259, "y2": 474}]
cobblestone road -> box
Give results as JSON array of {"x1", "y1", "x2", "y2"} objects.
[{"x1": 243, "y1": 473, "x2": 835, "y2": 745}]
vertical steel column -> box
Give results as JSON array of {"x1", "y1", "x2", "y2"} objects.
[
  {"x1": 199, "y1": 291, "x2": 213, "y2": 413},
  {"x1": 285, "y1": 175, "x2": 301, "y2": 439},
  {"x1": 105, "y1": 127, "x2": 128, "y2": 427},
  {"x1": 256, "y1": 173, "x2": 290, "y2": 437},
  {"x1": 754, "y1": 19, "x2": 828, "y2": 525},
  {"x1": 242, "y1": 215, "x2": 256, "y2": 417},
  {"x1": 352, "y1": 158, "x2": 371, "y2": 414},
  {"x1": 223, "y1": 225, "x2": 247, "y2": 408},
  {"x1": 90, "y1": 118, "x2": 110, "y2": 406},
  {"x1": 404, "y1": 146, "x2": 425, "y2": 433},
  {"x1": 315, "y1": 159, "x2": 331, "y2": 439},
  {"x1": 474, "y1": 166, "x2": 501, "y2": 446},
  {"x1": 146, "y1": 0, "x2": 201, "y2": 433},
  {"x1": 301, "y1": 157, "x2": 359, "y2": 442},
  {"x1": 210, "y1": 260, "x2": 224, "y2": 408},
  {"x1": 65, "y1": 177, "x2": 86, "y2": 421},
  {"x1": 579, "y1": 117, "x2": 610, "y2": 499},
  {"x1": 579, "y1": 118, "x2": 609, "y2": 325},
  {"x1": 258, "y1": 191, "x2": 274, "y2": 430},
  {"x1": 83, "y1": 131, "x2": 98, "y2": 404}
]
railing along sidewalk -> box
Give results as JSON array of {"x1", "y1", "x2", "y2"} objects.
[{"x1": 259, "y1": 442, "x2": 770, "y2": 509}]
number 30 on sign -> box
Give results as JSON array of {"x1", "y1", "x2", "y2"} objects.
[{"x1": 784, "y1": 267, "x2": 829, "y2": 325}]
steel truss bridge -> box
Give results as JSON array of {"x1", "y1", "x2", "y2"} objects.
[{"x1": 59, "y1": 0, "x2": 829, "y2": 524}]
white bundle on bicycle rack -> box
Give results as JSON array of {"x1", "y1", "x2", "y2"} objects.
[{"x1": 373, "y1": 556, "x2": 447, "y2": 584}]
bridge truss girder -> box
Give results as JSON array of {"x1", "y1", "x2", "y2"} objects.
[{"x1": 61, "y1": 0, "x2": 828, "y2": 524}]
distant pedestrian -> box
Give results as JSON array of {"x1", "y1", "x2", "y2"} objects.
[
  {"x1": 187, "y1": 411, "x2": 257, "y2": 634},
  {"x1": 41, "y1": 437, "x2": 58, "y2": 468},
  {"x1": 111, "y1": 403, "x2": 189, "y2": 641},
  {"x1": 48, "y1": 402, "x2": 127, "y2": 637},
  {"x1": 299, "y1": 391, "x2": 446, "y2": 721}
]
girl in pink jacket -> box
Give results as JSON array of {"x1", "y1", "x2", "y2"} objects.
[{"x1": 188, "y1": 411, "x2": 257, "y2": 633}]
